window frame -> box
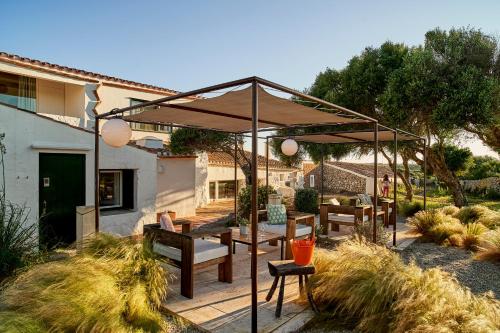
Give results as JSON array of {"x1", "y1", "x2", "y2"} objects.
[{"x1": 127, "y1": 98, "x2": 172, "y2": 133}]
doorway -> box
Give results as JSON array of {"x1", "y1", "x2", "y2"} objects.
[{"x1": 39, "y1": 153, "x2": 85, "y2": 249}]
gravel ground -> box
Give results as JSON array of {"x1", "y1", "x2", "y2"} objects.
[{"x1": 400, "y1": 241, "x2": 500, "y2": 297}]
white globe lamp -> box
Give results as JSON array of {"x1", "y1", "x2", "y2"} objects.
[
  {"x1": 281, "y1": 138, "x2": 298, "y2": 156},
  {"x1": 101, "y1": 119, "x2": 132, "y2": 148}
]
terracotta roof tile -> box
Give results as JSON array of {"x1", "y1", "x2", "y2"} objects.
[
  {"x1": 0, "y1": 51, "x2": 188, "y2": 96},
  {"x1": 208, "y1": 151, "x2": 297, "y2": 171}
]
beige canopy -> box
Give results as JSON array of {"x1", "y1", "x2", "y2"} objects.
[
  {"x1": 278, "y1": 130, "x2": 419, "y2": 144},
  {"x1": 123, "y1": 85, "x2": 367, "y2": 133}
]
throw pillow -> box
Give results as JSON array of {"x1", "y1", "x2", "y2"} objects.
[
  {"x1": 329, "y1": 198, "x2": 340, "y2": 206},
  {"x1": 159, "y1": 212, "x2": 175, "y2": 232},
  {"x1": 357, "y1": 194, "x2": 373, "y2": 206},
  {"x1": 267, "y1": 204, "x2": 287, "y2": 225}
]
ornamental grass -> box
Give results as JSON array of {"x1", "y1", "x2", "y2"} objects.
[
  {"x1": 476, "y1": 229, "x2": 500, "y2": 262},
  {"x1": 0, "y1": 233, "x2": 172, "y2": 333},
  {"x1": 310, "y1": 241, "x2": 500, "y2": 333}
]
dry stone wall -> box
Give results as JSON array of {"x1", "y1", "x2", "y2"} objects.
[{"x1": 304, "y1": 165, "x2": 366, "y2": 194}]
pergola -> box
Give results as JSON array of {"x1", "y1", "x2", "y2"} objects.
[{"x1": 94, "y1": 76, "x2": 425, "y2": 333}]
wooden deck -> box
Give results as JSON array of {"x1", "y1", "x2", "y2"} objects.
[
  {"x1": 162, "y1": 200, "x2": 414, "y2": 332},
  {"x1": 162, "y1": 240, "x2": 314, "y2": 333}
]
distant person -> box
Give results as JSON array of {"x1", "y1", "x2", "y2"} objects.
[{"x1": 382, "y1": 174, "x2": 391, "y2": 197}]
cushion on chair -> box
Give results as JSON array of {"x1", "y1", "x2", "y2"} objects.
[
  {"x1": 328, "y1": 213, "x2": 370, "y2": 223},
  {"x1": 378, "y1": 206, "x2": 393, "y2": 214},
  {"x1": 357, "y1": 194, "x2": 373, "y2": 206},
  {"x1": 267, "y1": 204, "x2": 287, "y2": 225},
  {"x1": 259, "y1": 222, "x2": 312, "y2": 237},
  {"x1": 153, "y1": 239, "x2": 229, "y2": 264}
]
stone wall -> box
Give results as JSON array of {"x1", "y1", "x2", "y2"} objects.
[
  {"x1": 461, "y1": 177, "x2": 500, "y2": 194},
  {"x1": 304, "y1": 164, "x2": 366, "y2": 194}
]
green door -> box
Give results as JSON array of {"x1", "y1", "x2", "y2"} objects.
[{"x1": 39, "y1": 153, "x2": 85, "y2": 249}]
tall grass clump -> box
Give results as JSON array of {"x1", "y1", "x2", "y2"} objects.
[
  {"x1": 454, "y1": 205, "x2": 495, "y2": 225},
  {"x1": 310, "y1": 241, "x2": 500, "y2": 333},
  {"x1": 407, "y1": 210, "x2": 448, "y2": 235},
  {"x1": 476, "y1": 229, "x2": 500, "y2": 262},
  {"x1": 461, "y1": 223, "x2": 488, "y2": 250},
  {"x1": 439, "y1": 205, "x2": 460, "y2": 216},
  {"x1": 352, "y1": 220, "x2": 389, "y2": 245},
  {"x1": 0, "y1": 233, "x2": 171, "y2": 332}
]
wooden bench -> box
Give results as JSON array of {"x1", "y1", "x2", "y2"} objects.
[
  {"x1": 349, "y1": 196, "x2": 395, "y2": 227},
  {"x1": 266, "y1": 260, "x2": 317, "y2": 317},
  {"x1": 319, "y1": 204, "x2": 372, "y2": 234}
]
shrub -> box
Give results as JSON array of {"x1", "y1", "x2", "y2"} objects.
[
  {"x1": 454, "y1": 205, "x2": 492, "y2": 224},
  {"x1": 237, "y1": 185, "x2": 276, "y2": 219},
  {"x1": 398, "y1": 201, "x2": 423, "y2": 217},
  {"x1": 439, "y1": 205, "x2": 460, "y2": 216},
  {"x1": 475, "y1": 211, "x2": 500, "y2": 229},
  {"x1": 407, "y1": 210, "x2": 445, "y2": 234},
  {"x1": 476, "y1": 229, "x2": 500, "y2": 262},
  {"x1": 0, "y1": 191, "x2": 40, "y2": 280},
  {"x1": 0, "y1": 234, "x2": 171, "y2": 332},
  {"x1": 294, "y1": 188, "x2": 319, "y2": 214},
  {"x1": 310, "y1": 241, "x2": 500, "y2": 333},
  {"x1": 461, "y1": 223, "x2": 488, "y2": 250},
  {"x1": 428, "y1": 219, "x2": 464, "y2": 244}
]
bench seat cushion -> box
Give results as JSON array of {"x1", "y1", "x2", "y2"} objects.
[
  {"x1": 328, "y1": 213, "x2": 370, "y2": 223},
  {"x1": 259, "y1": 223, "x2": 312, "y2": 237},
  {"x1": 153, "y1": 239, "x2": 228, "y2": 264}
]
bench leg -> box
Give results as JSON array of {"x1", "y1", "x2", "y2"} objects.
[
  {"x1": 180, "y1": 265, "x2": 194, "y2": 299},
  {"x1": 268, "y1": 239, "x2": 278, "y2": 246},
  {"x1": 218, "y1": 256, "x2": 232, "y2": 283},
  {"x1": 266, "y1": 276, "x2": 279, "y2": 301},
  {"x1": 276, "y1": 276, "x2": 286, "y2": 317},
  {"x1": 332, "y1": 223, "x2": 339, "y2": 232}
]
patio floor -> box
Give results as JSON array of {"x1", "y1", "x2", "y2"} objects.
[
  {"x1": 162, "y1": 200, "x2": 415, "y2": 332},
  {"x1": 162, "y1": 240, "x2": 314, "y2": 333}
]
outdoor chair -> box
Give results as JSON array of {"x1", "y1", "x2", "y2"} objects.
[
  {"x1": 319, "y1": 203, "x2": 372, "y2": 234},
  {"x1": 144, "y1": 224, "x2": 232, "y2": 299},
  {"x1": 349, "y1": 195, "x2": 395, "y2": 227}
]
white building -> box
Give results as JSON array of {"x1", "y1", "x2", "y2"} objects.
[{"x1": 0, "y1": 52, "x2": 196, "y2": 247}]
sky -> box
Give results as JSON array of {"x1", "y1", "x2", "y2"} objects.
[{"x1": 1, "y1": 0, "x2": 499, "y2": 162}]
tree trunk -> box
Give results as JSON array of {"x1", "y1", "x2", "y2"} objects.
[{"x1": 411, "y1": 147, "x2": 468, "y2": 207}]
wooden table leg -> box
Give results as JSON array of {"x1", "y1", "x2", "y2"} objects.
[
  {"x1": 276, "y1": 276, "x2": 286, "y2": 317},
  {"x1": 299, "y1": 275, "x2": 304, "y2": 294},
  {"x1": 266, "y1": 276, "x2": 279, "y2": 301},
  {"x1": 233, "y1": 241, "x2": 236, "y2": 254}
]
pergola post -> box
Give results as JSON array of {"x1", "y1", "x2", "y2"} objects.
[
  {"x1": 250, "y1": 80, "x2": 258, "y2": 333},
  {"x1": 423, "y1": 139, "x2": 427, "y2": 210},
  {"x1": 393, "y1": 130, "x2": 397, "y2": 246},
  {"x1": 320, "y1": 146, "x2": 324, "y2": 203},
  {"x1": 234, "y1": 134, "x2": 238, "y2": 221},
  {"x1": 266, "y1": 137, "x2": 269, "y2": 191},
  {"x1": 94, "y1": 117, "x2": 100, "y2": 231},
  {"x1": 373, "y1": 123, "x2": 378, "y2": 243}
]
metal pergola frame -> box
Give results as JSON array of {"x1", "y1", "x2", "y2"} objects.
[{"x1": 93, "y1": 76, "x2": 424, "y2": 333}]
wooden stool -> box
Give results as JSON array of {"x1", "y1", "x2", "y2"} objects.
[{"x1": 266, "y1": 260, "x2": 317, "y2": 317}]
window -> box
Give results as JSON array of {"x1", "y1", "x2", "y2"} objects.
[
  {"x1": 310, "y1": 175, "x2": 315, "y2": 188},
  {"x1": 0, "y1": 72, "x2": 36, "y2": 112},
  {"x1": 126, "y1": 99, "x2": 172, "y2": 133},
  {"x1": 218, "y1": 180, "x2": 235, "y2": 199},
  {"x1": 99, "y1": 170, "x2": 135, "y2": 210}
]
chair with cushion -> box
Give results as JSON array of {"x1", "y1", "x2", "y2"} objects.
[
  {"x1": 144, "y1": 223, "x2": 232, "y2": 299},
  {"x1": 320, "y1": 202, "x2": 372, "y2": 234},
  {"x1": 258, "y1": 204, "x2": 315, "y2": 259},
  {"x1": 350, "y1": 194, "x2": 395, "y2": 227}
]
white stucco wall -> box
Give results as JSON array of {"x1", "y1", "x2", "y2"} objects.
[
  {"x1": 156, "y1": 157, "x2": 196, "y2": 218},
  {"x1": 195, "y1": 152, "x2": 209, "y2": 207},
  {"x1": 0, "y1": 105, "x2": 158, "y2": 238}
]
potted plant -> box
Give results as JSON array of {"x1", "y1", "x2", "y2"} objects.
[{"x1": 238, "y1": 217, "x2": 249, "y2": 236}]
